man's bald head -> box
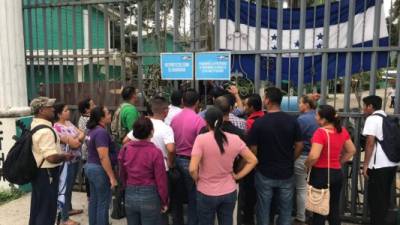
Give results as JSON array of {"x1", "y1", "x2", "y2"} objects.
[{"x1": 214, "y1": 96, "x2": 231, "y2": 116}]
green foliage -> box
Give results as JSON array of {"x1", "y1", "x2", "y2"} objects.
[{"x1": 0, "y1": 188, "x2": 25, "y2": 205}]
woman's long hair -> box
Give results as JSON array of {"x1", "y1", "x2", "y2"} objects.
[
  {"x1": 87, "y1": 106, "x2": 105, "y2": 130},
  {"x1": 53, "y1": 102, "x2": 66, "y2": 122},
  {"x1": 205, "y1": 107, "x2": 228, "y2": 154},
  {"x1": 317, "y1": 105, "x2": 342, "y2": 133}
]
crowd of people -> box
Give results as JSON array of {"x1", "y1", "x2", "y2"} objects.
[{"x1": 27, "y1": 84, "x2": 398, "y2": 225}]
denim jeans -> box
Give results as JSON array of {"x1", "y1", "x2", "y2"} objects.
[
  {"x1": 294, "y1": 155, "x2": 308, "y2": 222},
  {"x1": 197, "y1": 191, "x2": 237, "y2": 225},
  {"x1": 176, "y1": 157, "x2": 198, "y2": 225},
  {"x1": 255, "y1": 171, "x2": 294, "y2": 225},
  {"x1": 125, "y1": 185, "x2": 162, "y2": 225},
  {"x1": 61, "y1": 161, "x2": 79, "y2": 221},
  {"x1": 85, "y1": 163, "x2": 111, "y2": 225}
]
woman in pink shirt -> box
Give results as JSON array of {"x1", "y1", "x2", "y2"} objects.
[
  {"x1": 119, "y1": 117, "x2": 168, "y2": 225},
  {"x1": 189, "y1": 107, "x2": 258, "y2": 225}
]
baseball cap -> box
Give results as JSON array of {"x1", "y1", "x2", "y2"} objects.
[{"x1": 30, "y1": 97, "x2": 56, "y2": 114}]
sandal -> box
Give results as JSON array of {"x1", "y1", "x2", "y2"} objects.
[{"x1": 68, "y1": 209, "x2": 83, "y2": 216}]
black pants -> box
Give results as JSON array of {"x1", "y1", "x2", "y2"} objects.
[
  {"x1": 390, "y1": 96, "x2": 395, "y2": 108},
  {"x1": 237, "y1": 171, "x2": 256, "y2": 225},
  {"x1": 368, "y1": 166, "x2": 397, "y2": 225},
  {"x1": 29, "y1": 167, "x2": 60, "y2": 225},
  {"x1": 309, "y1": 168, "x2": 343, "y2": 225}
]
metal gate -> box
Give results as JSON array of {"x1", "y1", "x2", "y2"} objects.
[{"x1": 23, "y1": 0, "x2": 400, "y2": 223}]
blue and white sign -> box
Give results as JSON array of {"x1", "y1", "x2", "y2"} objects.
[
  {"x1": 160, "y1": 53, "x2": 194, "y2": 80},
  {"x1": 195, "y1": 52, "x2": 231, "y2": 80}
]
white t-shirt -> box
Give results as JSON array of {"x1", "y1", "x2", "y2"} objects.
[
  {"x1": 388, "y1": 87, "x2": 396, "y2": 97},
  {"x1": 362, "y1": 110, "x2": 400, "y2": 169},
  {"x1": 127, "y1": 118, "x2": 174, "y2": 171},
  {"x1": 164, "y1": 105, "x2": 182, "y2": 126}
]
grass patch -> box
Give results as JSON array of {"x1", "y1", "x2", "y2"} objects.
[{"x1": 0, "y1": 187, "x2": 25, "y2": 205}]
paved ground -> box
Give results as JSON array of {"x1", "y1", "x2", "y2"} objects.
[
  {"x1": 0, "y1": 191, "x2": 362, "y2": 225},
  {"x1": 0, "y1": 192, "x2": 125, "y2": 225}
]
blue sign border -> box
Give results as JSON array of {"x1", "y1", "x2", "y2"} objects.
[
  {"x1": 195, "y1": 51, "x2": 231, "y2": 81},
  {"x1": 160, "y1": 52, "x2": 194, "y2": 80}
]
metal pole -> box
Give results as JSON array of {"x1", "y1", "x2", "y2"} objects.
[
  {"x1": 320, "y1": 0, "x2": 331, "y2": 105},
  {"x1": 42, "y1": 4, "x2": 49, "y2": 96},
  {"x1": 214, "y1": 0, "x2": 220, "y2": 50},
  {"x1": 57, "y1": 5, "x2": 64, "y2": 102},
  {"x1": 104, "y1": 7, "x2": 110, "y2": 105},
  {"x1": 27, "y1": 0, "x2": 36, "y2": 99},
  {"x1": 195, "y1": 0, "x2": 200, "y2": 91},
  {"x1": 88, "y1": 6, "x2": 94, "y2": 99},
  {"x1": 297, "y1": 0, "x2": 306, "y2": 97},
  {"x1": 138, "y1": 0, "x2": 144, "y2": 106},
  {"x1": 119, "y1": 3, "x2": 126, "y2": 85},
  {"x1": 276, "y1": 0, "x2": 283, "y2": 89},
  {"x1": 72, "y1": 5, "x2": 78, "y2": 103},
  {"x1": 344, "y1": 0, "x2": 356, "y2": 113},
  {"x1": 190, "y1": 0, "x2": 195, "y2": 88},
  {"x1": 369, "y1": 0, "x2": 382, "y2": 95},
  {"x1": 395, "y1": 20, "x2": 400, "y2": 114},
  {"x1": 173, "y1": 0, "x2": 179, "y2": 89},
  {"x1": 254, "y1": 0, "x2": 261, "y2": 93},
  {"x1": 155, "y1": 0, "x2": 160, "y2": 52}
]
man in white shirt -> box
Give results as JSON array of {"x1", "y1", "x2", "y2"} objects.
[
  {"x1": 124, "y1": 96, "x2": 175, "y2": 170},
  {"x1": 362, "y1": 95, "x2": 398, "y2": 225},
  {"x1": 165, "y1": 90, "x2": 183, "y2": 126}
]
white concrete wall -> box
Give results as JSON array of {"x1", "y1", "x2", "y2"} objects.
[{"x1": 0, "y1": 0, "x2": 30, "y2": 117}]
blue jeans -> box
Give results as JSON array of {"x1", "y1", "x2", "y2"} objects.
[
  {"x1": 197, "y1": 191, "x2": 237, "y2": 225},
  {"x1": 61, "y1": 161, "x2": 79, "y2": 221},
  {"x1": 255, "y1": 171, "x2": 294, "y2": 225},
  {"x1": 176, "y1": 157, "x2": 198, "y2": 225},
  {"x1": 125, "y1": 185, "x2": 162, "y2": 225},
  {"x1": 85, "y1": 163, "x2": 111, "y2": 225}
]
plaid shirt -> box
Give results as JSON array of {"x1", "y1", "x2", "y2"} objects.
[{"x1": 229, "y1": 113, "x2": 246, "y2": 131}]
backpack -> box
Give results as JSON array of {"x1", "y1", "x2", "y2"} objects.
[
  {"x1": 374, "y1": 114, "x2": 400, "y2": 163},
  {"x1": 111, "y1": 103, "x2": 130, "y2": 143},
  {"x1": 3, "y1": 124, "x2": 57, "y2": 185}
]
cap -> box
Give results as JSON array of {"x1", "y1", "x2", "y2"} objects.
[{"x1": 30, "y1": 97, "x2": 56, "y2": 114}]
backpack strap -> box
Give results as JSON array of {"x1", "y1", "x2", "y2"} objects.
[
  {"x1": 31, "y1": 124, "x2": 57, "y2": 142},
  {"x1": 31, "y1": 124, "x2": 58, "y2": 168}
]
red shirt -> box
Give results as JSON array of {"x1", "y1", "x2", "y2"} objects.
[
  {"x1": 311, "y1": 127, "x2": 350, "y2": 169},
  {"x1": 246, "y1": 111, "x2": 265, "y2": 132}
]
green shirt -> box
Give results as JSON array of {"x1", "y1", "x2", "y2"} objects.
[{"x1": 120, "y1": 103, "x2": 140, "y2": 132}]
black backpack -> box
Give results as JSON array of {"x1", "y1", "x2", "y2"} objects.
[
  {"x1": 374, "y1": 114, "x2": 400, "y2": 163},
  {"x1": 3, "y1": 124, "x2": 56, "y2": 185}
]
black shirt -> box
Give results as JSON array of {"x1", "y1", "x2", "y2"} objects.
[{"x1": 247, "y1": 111, "x2": 302, "y2": 180}]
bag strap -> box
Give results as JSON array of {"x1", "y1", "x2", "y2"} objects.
[
  {"x1": 306, "y1": 128, "x2": 331, "y2": 187},
  {"x1": 323, "y1": 128, "x2": 331, "y2": 187},
  {"x1": 31, "y1": 124, "x2": 57, "y2": 168}
]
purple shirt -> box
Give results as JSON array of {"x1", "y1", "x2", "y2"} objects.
[
  {"x1": 118, "y1": 140, "x2": 168, "y2": 206},
  {"x1": 87, "y1": 126, "x2": 117, "y2": 165},
  {"x1": 170, "y1": 108, "x2": 206, "y2": 157}
]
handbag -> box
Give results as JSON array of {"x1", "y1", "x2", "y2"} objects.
[
  {"x1": 111, "y1": 147, "x2": 126, "y2": 219},
  {"x1": 305, "y1": 128, "x2": 331, "y2": 216}
]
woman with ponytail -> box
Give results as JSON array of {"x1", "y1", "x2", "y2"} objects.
[
  {"x1": 305, "y1": 105, "x2": 356, "y2": 225},
  {"x1": 189, "y1": 107, "x2": 257, "y2": 225}
]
